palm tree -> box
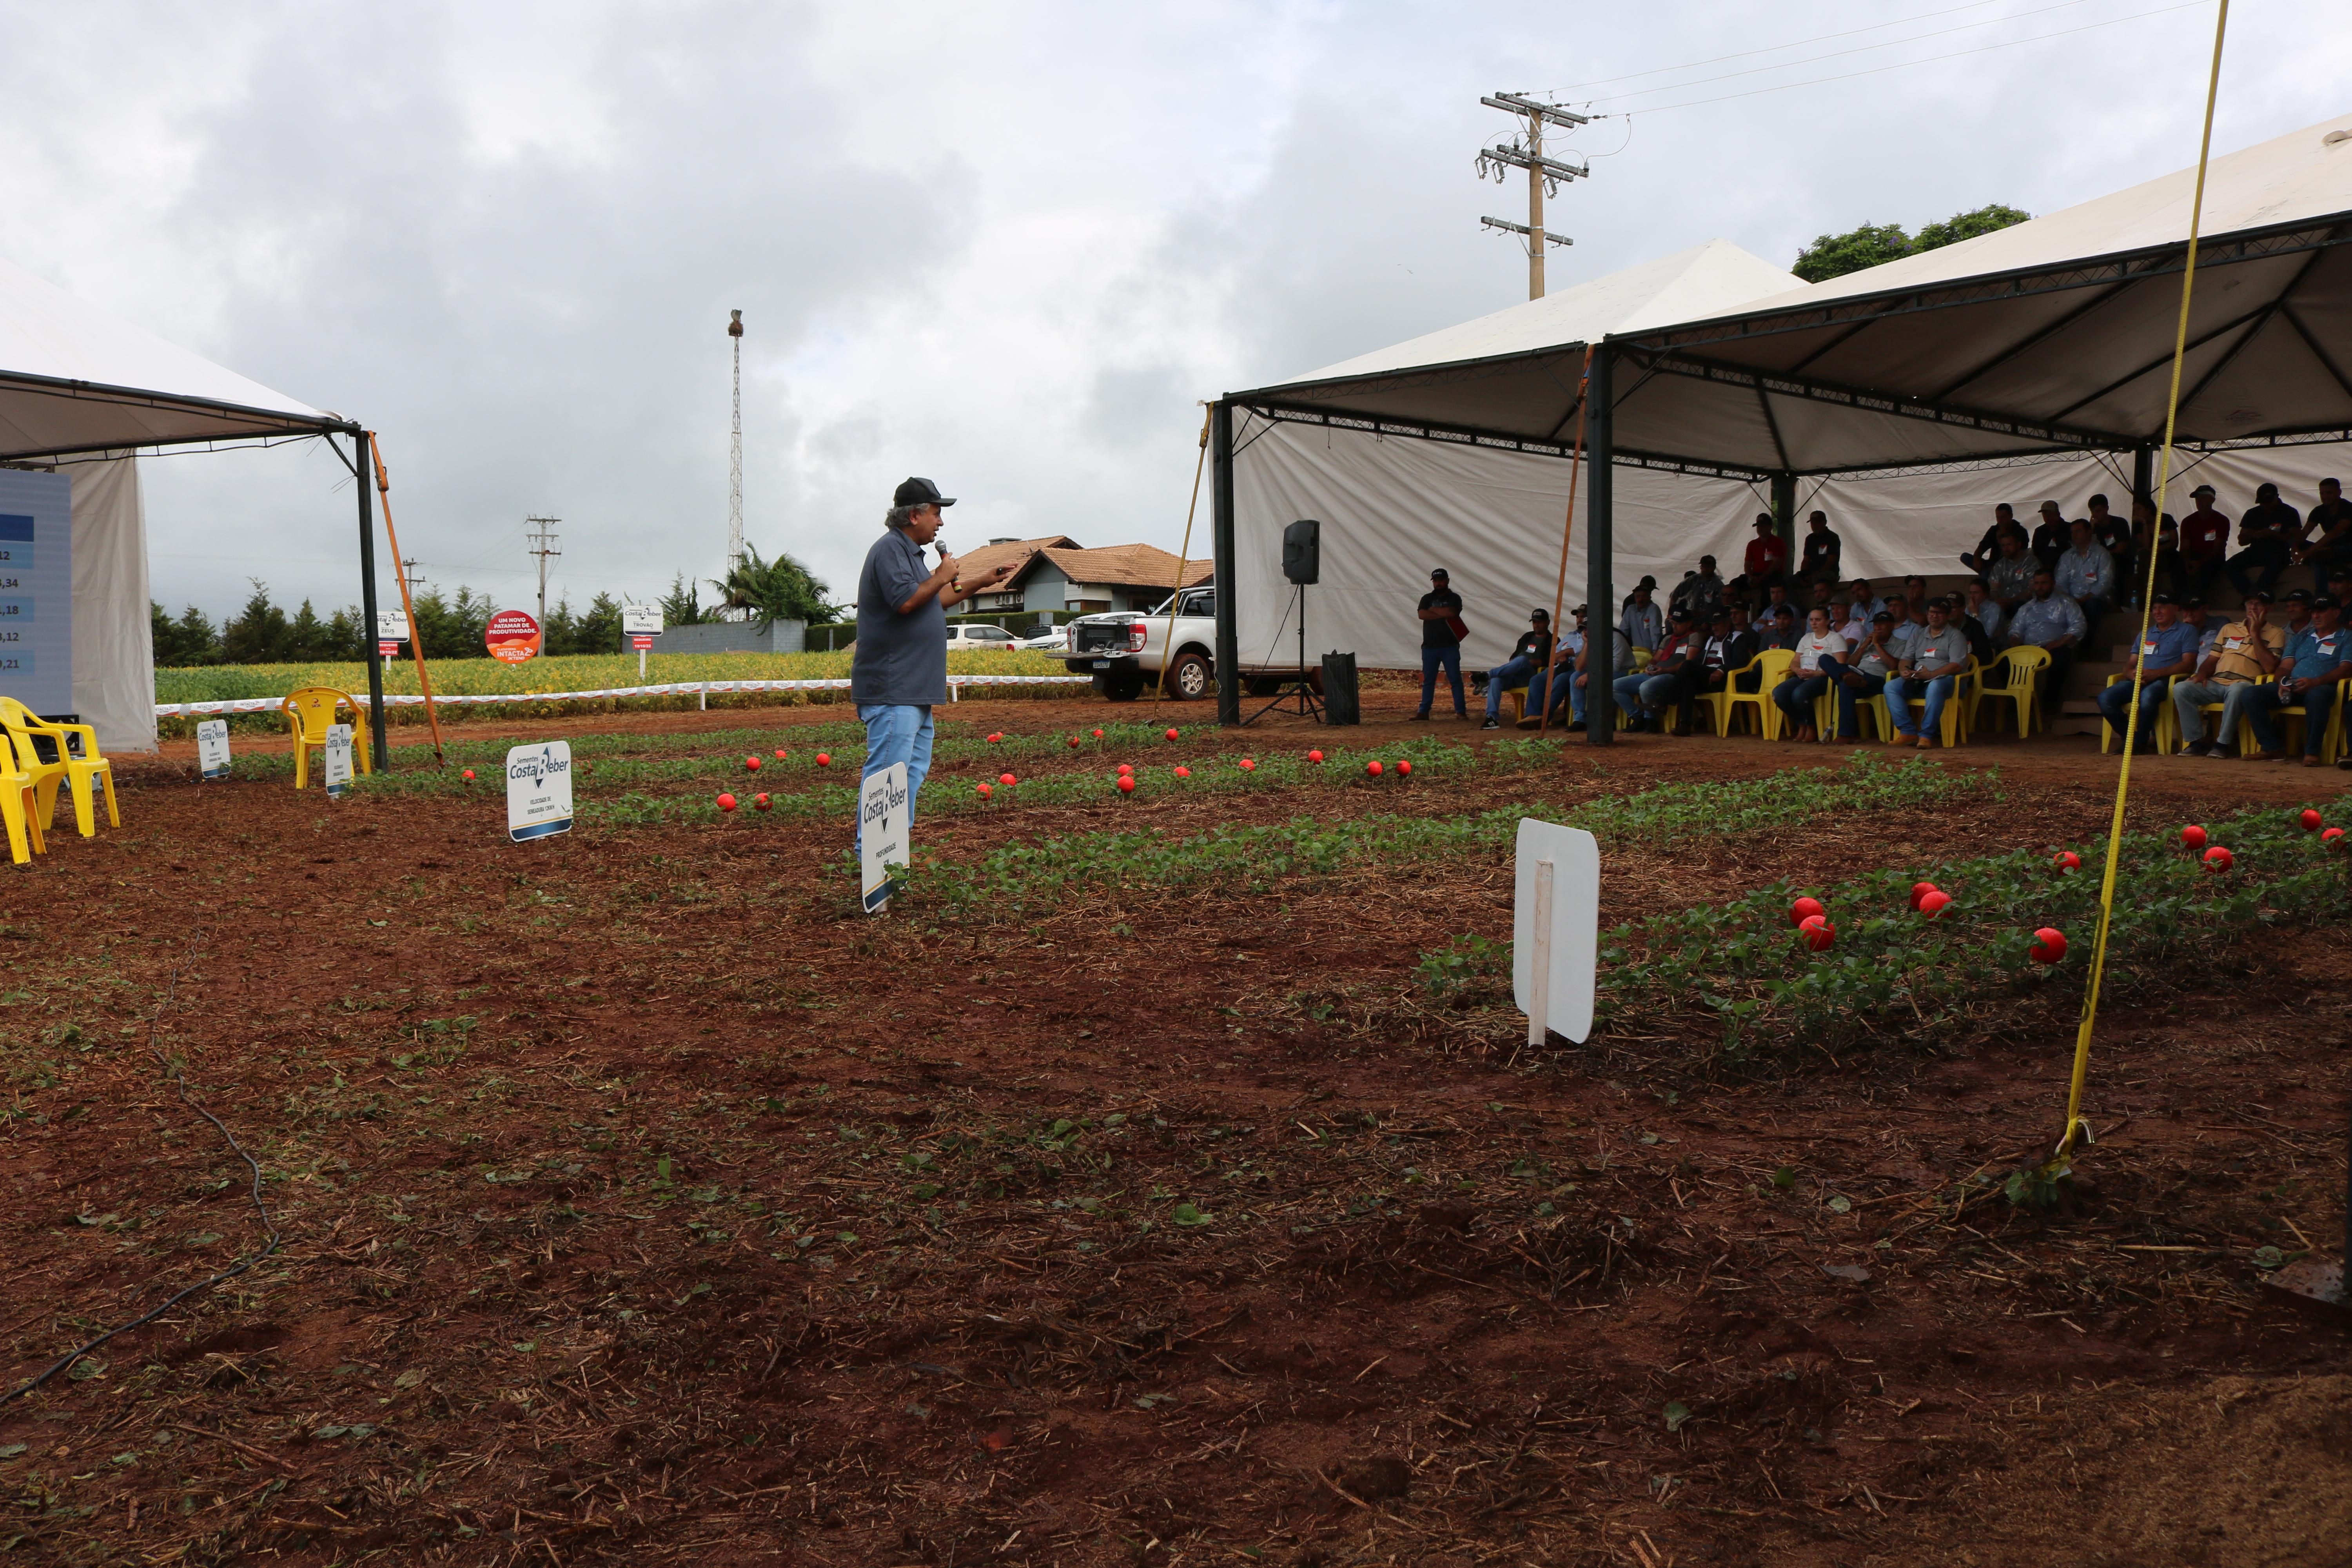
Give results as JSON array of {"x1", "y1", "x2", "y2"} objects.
[{"x1": 708, "y1": 546, "x2": 840, "y2": 626}]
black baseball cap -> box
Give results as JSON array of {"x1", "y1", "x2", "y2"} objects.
[
  {"x1": 2151, "y1": 592, "x2": 2177, "y2": 606},
  {"x1": 2181, "y1": 595, "x2": 2205, "y2": 608},
  {"x1": 1430, "y1": 568, "x2": 1450, "y2": 581},
  {"x1": 1773, "y1": 604, "x2": 1796, "y2": 619},
  {"x1": 2249, "y1": 590, "x2": 2276, "y2": 604},
  {"x1": 2285, "y1": 588, "x2": 2313, "y2": 604},
  {"x1": 1670, "y1": 606, "x2": 1695, "y2": 622},
  {"x1": 893, "y1": 476, "x2": 956, "y2": 508},
  {"x1": 1529, "y1": 608, "x2": 1550, "y2": 620},
  {"x1": 2191, "y1": 483, "x2": 2217, "y2": 498},
  {"x1": 1872, "y1": 611, "x2": 1896, "y2": 624},
  {"x1": 2317, "y1": 594, "x2": 2341, "y2": 613}
]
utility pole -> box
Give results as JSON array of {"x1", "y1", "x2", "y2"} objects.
[
  {"x1": 526, "y1": 515, "x2": 561, "y2": 626},
  {"x1": 399, "y1": 556, "x2": 425, "y2": 601},
  {"x1": 727, "y1": 309, "x2": 745, "y2": 595},
  {"x1": 1477, "y1": 92, "x2": 1590, "y2": 299}
]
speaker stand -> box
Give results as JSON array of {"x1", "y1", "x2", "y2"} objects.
[{"x1": 1245, "y1": 584, "x2": 1323, "y2": 726}]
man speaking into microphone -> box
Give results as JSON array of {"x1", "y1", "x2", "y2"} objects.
[{"x1": 850, "y1": 477, "x2": 1011, "y2": 846}]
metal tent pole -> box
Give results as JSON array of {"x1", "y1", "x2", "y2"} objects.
[
  {"x1": 352, "y1": 431, "x2": 389, "y2": 766},
  {"x1": 1584, "y1": 346, "x2": 1615, "y2": 745},
  {"x1": 1212, "y1": 400, "x2": 1240, "y2": 727}
]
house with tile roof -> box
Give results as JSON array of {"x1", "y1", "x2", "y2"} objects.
[{"x1": 962, "y1": 539, "x2": 1212, "y2": 619}]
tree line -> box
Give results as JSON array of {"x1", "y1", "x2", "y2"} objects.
[
  {"x1": 1792, "y1": 202, "x2": 2031, "y2": 283},
  {"x1": 152, "y1": 546, "x2": 846, "y2": 667}
]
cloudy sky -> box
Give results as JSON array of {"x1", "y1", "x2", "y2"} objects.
[{"x1": 4, "y1": 0, "x2": 2345, "y2": 625}]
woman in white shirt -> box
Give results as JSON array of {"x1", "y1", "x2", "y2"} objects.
[{"x1": 1773, "y1": 607, "x2": 1848, "y2": 743}]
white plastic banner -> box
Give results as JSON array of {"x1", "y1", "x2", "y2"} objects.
[
  {"x1": 859, "y1": 762, "x2": 909, "y2": 915},
  {"x1": 156, "y1": 673, "x2": 1091, "y2": 719},
  {"x1": 506, "y1": 741, "x2": 573, "y2": 843},
  {"x1": 195, "y1": 718, "x2": 230, "y2": 781},
  {"x1": 1512, "y1": 818, "x2": 1599, "y2": 1045},
  {"x1": 323, "y1": 723, "x2": 355, "y2": 800}
]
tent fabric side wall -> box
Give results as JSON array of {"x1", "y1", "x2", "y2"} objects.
[
  {"x1": 1229, "y1": 407, "x2": 2352, "y2": 678},
  {"x1": 68, "y1": 456, "x2": 156, "y2": 753}
]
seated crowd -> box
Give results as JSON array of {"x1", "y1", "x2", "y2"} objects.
[{"x1": 1475, "y1": 477, "x2": 2352, "y2": 763}]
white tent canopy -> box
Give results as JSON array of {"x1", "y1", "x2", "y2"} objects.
[
  {"x1": 0, "y1": 253, "x2": 368, "y2": 753},
  {"x1": 1207, "y1": 111, "x2": 2352, "y2": 725}
]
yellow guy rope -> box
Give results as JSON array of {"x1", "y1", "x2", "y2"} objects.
[
  {"x1": 1152, "y1": 405, "x2": 1216, "y2": 707},
  {"x1": 1538, "y1": 347, "x2": 1599, "y2": 736},
  {"x1": 2054, "y1": 0, "x2": 2229, "y2": 1165}
]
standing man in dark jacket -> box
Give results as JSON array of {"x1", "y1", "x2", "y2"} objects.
[
  {"x1": 1413, "y1": 568, "x2": 1466, "y2": 720},
  {"x1": 850, "y1": 477, "x2": 1009, "y2": 846}
]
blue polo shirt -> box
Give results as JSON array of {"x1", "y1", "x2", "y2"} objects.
[
  {"x1": 851, "y1": 528, "x2": 947, "y2": 705},
  {"x1": 2282, "y1": 623, "x2": 2351, "y2": 682},
  {"x1": 2133, "y1": 620, "x2": 2202, "y2": 671}
]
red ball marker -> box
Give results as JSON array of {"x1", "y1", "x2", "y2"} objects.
[
  {"x1": 1117, "y1": 776, "x2": 1136, "y2": 794},
  {"x1": 2181, "y1": 824, "x2": 2207, "y2": 850},
  {"x1": 987, "y1": 732, "x2": 1002, "y2": 743},
  {"x1": 2203, "y1": 845, "x2": 2234, "y2": 873},
  {"x1": 2327, "y1": 827, "x2": 2347, "y2": 846},
  {"x1": 1165, "y1": 728, "x2": 1180, "y2": 740},
  {"x1": 717, "y1": 793, "x2": 737, "y2": 812},
  {"x1": 1118, "y1": 763, "x2": 1133, "y2": 775},
  {"x1": 773, "y1": 748, "x2": 788, "y2": 759},
  {"x1": 2301, "y1": 808, "x2": 2323, "y2": 831},
  {"x1": 1174, "y1": 766, "x2": 1191, "y2": 778},
  {"x1": 977, "y1": 782, "x2": 993, "y2": 799},
  {"x1": 1918, "y1": 889, "x2": 1953, "y2": 919},
  {"x1": 1239, "y1": 758, "x2": 1256, "y2": 771},
  {"x1": 1068, "y1": 736, "x2": 1081, "y2": 748},
  {"x1": 461, "y1": 769, "x2": 475, "y2": 781},
  {"x1": 1367, "y1": 760, "x2": 1384, "y2": 777},
  {"x1": 1307, "y1": 749, "x2": 1325, "y2": 763},
  {"x1": 2030, "y1": 927, "x2": 2067, "y2": 964},
  {"x1": 1799, "y1": 915, "x2": 1835, "y2": 951},
  {"x1": 998, "y1": 772, "x2": 1016, "y2": 787},
  {"x1": 1790, "y1": 896, "x2": 1826, "y2": 927},
  {"x1": 1909, "y1": 880, "x2": 1939, "y2": 910},
  {"x1": 1396, "y1": 760, "x2": 1412, "y2": 777},
  {"x1": 815, "y1": 752, "x2": 831, "y2": 767},
  {"x1": 2052, "y1": 850, "x2": 2080, "y2": 872},
  {"x1": 744, "y1": 755, "x2": 761, "y2": 771},
  {"x1": 753, "y1": 793, "x2": 771, "y2": 811},
  {"x1": 1093, "y1": 728, "x2": 1104, "y2": 739}
]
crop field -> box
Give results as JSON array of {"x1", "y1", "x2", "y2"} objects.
[{"x1": 3, "y1": 701, "x2": 2350, "y2": 1566}]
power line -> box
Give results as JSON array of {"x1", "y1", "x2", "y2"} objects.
[
  {"x1": 1580, "y1": 0, "x2": 2109, "y2": 105},
  {"x1": 1550, "y1": 0, "x2": 2081, "y2": 93},
  {"x1": 1624, "y1": 0, "x2": 2208, "y2": 115}
]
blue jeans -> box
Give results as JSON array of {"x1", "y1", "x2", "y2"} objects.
[
  {"x1": 1884, "y1": 674, "x2": 1956, "y2": 739},
  {"x1": 1419, "y1": 645, "x2": 1465, "y2": 714},
  {"x1": 1772, "y1": 673, "x2": 1828, "y2": 730},
  {"x1": 1529, "y1": 668, "x2": 1587, "y2": 723},
  {"x1": 2096, "y1": 678, "x2": 2168, "y2": 750},
  {"x1": 1818, "y1": 655, "x2": 1884, "y2": 739},
  {"x1": 2247, "y1": 681, "x2": 2345, "y2": 757},
  {"x1": 856, "y1": 702, "x2": 934, "y2": 848},
  {"x1": 1483, "y1": 655, "x2": 1538, "y2": 719},
  {"x1": 1612, "y1": 672, "x2": 1680, "y2": 720}
]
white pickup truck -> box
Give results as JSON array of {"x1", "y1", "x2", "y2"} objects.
[{"x1": 1061, "y1": 584, "x2": 1219, "y2": 701}]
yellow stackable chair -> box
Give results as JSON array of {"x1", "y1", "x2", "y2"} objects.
[
  {"x1": 1970, "y1": 646, "x2": 2051, "y2": 739},
  {"x1": 2100, "y1": 673, "x2": 2181, "y2": 755},
  {"x1": 281, "y1": 687, "x2": 374, "y2": 790},
  {"x1": 2, "y1": 727, "x2": 47, "y2": 866},
  {"x1": 1701, "y1": 649, "x2": 1794, "y2": 740},
  {"x1": 1868, "y1": 658, "x2": 1978, "y2": 747},
  {"x1": 2247, "y1": 680, "x2": 2348, "y2": 762},
  {"x1": 0, "y1": 697, "x2": 119, "y2": 838}
]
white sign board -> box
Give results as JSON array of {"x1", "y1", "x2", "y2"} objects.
[
  {"x1": 1512, "y1": 818, "x2": 1599, "y2": 1045},
  {"x1": 859, "y1": 762, "x2": 909, "y2": 914},
  {"x1": 375, "y1": 608, "x2": 410, "y2": 643},
  {"x1": 195, "y1": 719, "x2": 231, "y2": 781},
  {"x1": 506, "y1": 741, "x2": 573, "y2": 843},
  {"x1": 622, "y1": 604, "x2": 662, "y2": 635},
  {"x1": 323, "y1": 723, "x2": 356, "y2": 800}
]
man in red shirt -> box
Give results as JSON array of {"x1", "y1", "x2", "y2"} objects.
[
  {"x1": 1730, "y1": 514, "x2": 1788, "y2": 604},
  {"x1": 2179, "y1": 483, "x2": 2230, "y2": 601}
]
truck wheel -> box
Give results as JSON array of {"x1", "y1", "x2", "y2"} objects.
[{"x1": 1161, "y1": 653, "x2": 1212, "y2": 700}]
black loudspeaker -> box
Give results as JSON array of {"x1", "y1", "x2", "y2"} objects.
[
  {"x1": 1321, "y1": 652, "x2": 1360, "y2": 725},
  {"x1": 1282, "y1": 518, "x2": 1321, "y2": 585}
]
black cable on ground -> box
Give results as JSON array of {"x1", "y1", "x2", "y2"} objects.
[{"x1": 2, "y1": 937, "x2": 282, "y2": 1404}]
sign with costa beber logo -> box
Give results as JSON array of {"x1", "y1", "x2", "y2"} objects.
[
  {"x1": 485, "y1": 609, "x2": 542, "y2": 663},
  {"x1": 506, "y1": 741, "x2": 573, "y2": 843}
]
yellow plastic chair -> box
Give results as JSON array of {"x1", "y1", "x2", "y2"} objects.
[
  {"x1": 2, "y1": 728, "x2": 47, "y2": 866},
  {"x1": 1971, "y1": 646, "x2": 2051, "y2": 739},
  {"x1": 1814, "y1": 669, "x2": 1889, "y2": 742},
  {"x1": 281, "y1": 687, "x2": 374, "y2": 789},
  {"x1": 0, "y1": 697, "x2": 119, "y2": 839},
  {"x1": 2100, "y1": 673, "x2": 2181, "y2": 755},
  {"x1": 2247, "y1": 680, "x2": 2347, "y2": 761},
  {"x1": 1869, "y1": 658, "x2": 1978, "y2": 748},
  {"x1": 1700, "y1": 649, "x2": 1794, "y2": 739}
]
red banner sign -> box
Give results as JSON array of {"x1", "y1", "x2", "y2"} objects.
[
  {"x1": 630, "y1": 635, "x2": 653, "y2": 650},
  {"x1": 377, "y1": 641, "x2": 399, "y2": 657},
  {"x1": 485, "y1": 609, "x2": 542, "y2": 664}
]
